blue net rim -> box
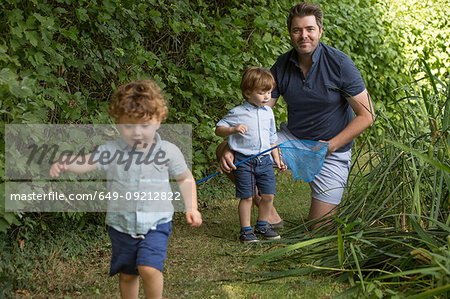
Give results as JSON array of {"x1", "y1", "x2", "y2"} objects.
[{"x1": 279, "y1": 140, "x2": 329, "y2": 152}]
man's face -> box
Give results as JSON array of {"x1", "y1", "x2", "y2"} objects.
[{"x1": 289, "y1": 15, "x2": 322, "y2": 56}]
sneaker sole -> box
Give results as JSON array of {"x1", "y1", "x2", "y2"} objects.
[
  {"x1": 240, "y1": 239, "x2": 260, "y2": 243},
  {"x1": 262, "y1": 235, "x2": 281, "y2": 240}
]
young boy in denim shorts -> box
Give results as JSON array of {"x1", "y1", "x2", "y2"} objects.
[
  {"x1": 216, "y1": 67, "x2": 286, "y2": 243},
  {"x1": 50, "y1": 80, "x2": 202, "y2": 298}
]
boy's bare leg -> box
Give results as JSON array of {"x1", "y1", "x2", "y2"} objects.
[
  {"x1": 119, "y1": 272, "x2": 139, "y2": 299},
  {"x1": 216, "y1": 141, "x2": 283, "y2": 224},
  {"x1": 308, "y1": 198, "x2": 337, "y2": 230},
  {"x1": 138, "y1": 265, "x2": 163, "y2": 299},
  {"x1": 238, "y1": 197, "x2": 252, "y2": 227},
  {"x1": 256, "y1": 194, "x2": 274, "y2": 222}
]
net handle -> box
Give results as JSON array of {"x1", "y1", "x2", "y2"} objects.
[{"x1": 196, "y1": 143, "x2": 282, "y2": 185}]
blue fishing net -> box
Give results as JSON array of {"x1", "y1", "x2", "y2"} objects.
[{"x1": 279, "y1": 140, "x2": 328, "y2": 183}]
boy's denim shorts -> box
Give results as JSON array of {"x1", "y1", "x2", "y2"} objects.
[
  {"x1": 107, "y1": 221, "x2": 172, "y2": 276},
  {"x1": 233, "y1": 152, "x2": 276, "y2": 198}
]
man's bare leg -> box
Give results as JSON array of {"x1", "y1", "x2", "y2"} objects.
[
  {"x1": 308, "y1": 197, "x2": 337, "y2": 230},
  {"x1": 253, "y1": 193, "x2": 283, "y2": 225}
]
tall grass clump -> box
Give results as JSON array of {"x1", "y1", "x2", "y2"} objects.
[{"x1": 245, "y1": 60, "x2": 449, "y2": 298}]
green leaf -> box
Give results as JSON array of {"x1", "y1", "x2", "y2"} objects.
[
  {"x1": 374, "y1": 288, "x2": 383, "y2": 298},
  {"x1": 350, "y1": 242, "x2": 365, "y2": 292},
  {"x1": 43, "y1": 99, "x2": 55, "y2": 110},
  {"x1": 149, "y1": 9, "x2": 161, "y2": 18},
  {"x1": 3, "y1": 212, "x2": 19, "y2": 225},
  {"x1": 33, "y1": 13, "x2": 55, "y2": 29},
  {"x1": 0, "y1": 219, "x2": 10, "y2": 233},
  {"x1": 337, "y1": 227, "x2": 344, "y2": 268},
  {"x1": 262, "y1": 32, "x2": 271, "y2": 43},
  {"x1": 76, "y1": 8, "x2": 89, "y2": 22},
  {"x1": 409, "y1": 216, "x2": 438, "y2": 249},
  {"x1": 0, "y1": 68, "x2": 18, "y2": 84},
  {"x1": 407, "y1": 284, "x2": 450, "y2": 299},
  {"x1": 60, "y1": 26, "x2": 79, "y2": 42},
  {"x1": 25, "y1": 30, "x2": 40, "y2": 47}
]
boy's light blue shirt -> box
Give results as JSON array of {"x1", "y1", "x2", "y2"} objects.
[
  {"x1": 94, "y1": 133, "x2": 188, "y2": 235},
  {"x1": 216, "y1": 101, "x2": 277, "y2": 156}
]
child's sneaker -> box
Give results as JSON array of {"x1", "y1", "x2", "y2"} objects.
[
  {"x1": 239, "y1": 230, "x2": 259, "y2": 243},
  {"x1": 254, "y1": 224, "x2": 281, "y2": 240}
]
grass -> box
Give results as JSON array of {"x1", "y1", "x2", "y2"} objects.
[
  {"x1": 1, "y1": 170, "x2": 347, "y2": 298},
  {"x1": 0, "y1": 218, "x2": 117, "y2": 298},
  {"x1": 165, "y1": 171, "x2": 345, "y2": 298}
]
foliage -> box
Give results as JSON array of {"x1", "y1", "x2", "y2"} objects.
[
  {"x1": 0, "y1": 0, "x2": 447, "y2": 233},
  {"x1": 317, "y1": 0, "x2": 411, "y2": 108},
  {"x1": 246, "y1": 62, "x2": 449, "y2": 297},
  {"x1": 0, "y1": 0, "x2": 288, "y2": 232},
  {"x1": 0, "y1": 213, "x2": 106, "y2": 297},
  {"x1": 387, "y1": 0, "x2": 450, "y2": 80}
]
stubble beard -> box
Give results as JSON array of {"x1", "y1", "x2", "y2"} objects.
[{"x1": 292, "y1": 39, "x2": 316, "y2": 56}]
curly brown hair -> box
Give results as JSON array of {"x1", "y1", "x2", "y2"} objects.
[{"x1": 109, "y1": 80, "x2": 168, "y2": 122}]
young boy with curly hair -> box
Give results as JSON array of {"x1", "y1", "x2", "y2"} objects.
[{"x1": 50, "y1": 79, "x2": 202, "y2": 298}]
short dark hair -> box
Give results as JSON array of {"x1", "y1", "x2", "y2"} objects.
[
  {"x1": 240, "y1": 67, "x2": 276, "y2": 100},
  {"x1": 287, "y1": 2, "x2": 323, "y2": 31}
]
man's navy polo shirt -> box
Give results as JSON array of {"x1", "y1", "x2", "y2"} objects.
[{"x1": 271, "y1": 42, "x2": 366, "y2": 152}]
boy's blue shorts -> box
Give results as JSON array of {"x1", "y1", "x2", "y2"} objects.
[
  {"x1": 108, "y1": 222, "x2": 172, "y2": 276},
  {"x1": 233, "y1": 152, "x2": 276, "y2": 198}
]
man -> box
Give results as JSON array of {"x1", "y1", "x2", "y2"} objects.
[{"x1": 217, "y1": 2, "x2": 374, "y2": 229}]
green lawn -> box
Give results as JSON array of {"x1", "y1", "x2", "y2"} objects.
[{"x1": 2, "y1": 171, "x2": 346, "y2": 298}]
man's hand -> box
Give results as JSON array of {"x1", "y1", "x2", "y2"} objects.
[
  {"x1": 218, "y1": 143, "x2": 236, "y2": 173},
  {"x1": 186, "y1": 210, "x2": 202, "y2": 227}
]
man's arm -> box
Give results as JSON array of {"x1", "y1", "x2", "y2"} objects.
[
  {"x1": 268, "y1": 97, "x2": 278, "y2": 108},
  {"x1": 216, "y1": 141, "x2": 236, "y2": 174},
  {"x1": 325, "y1": 89, "x2": 375, "y2": 155}
]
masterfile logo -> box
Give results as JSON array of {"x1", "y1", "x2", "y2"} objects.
[{"x1": 5, "y1": 124, "x2": 192, "y2": 212}]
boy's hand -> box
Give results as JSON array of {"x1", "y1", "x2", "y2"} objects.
[
  {"x1": 49, "y1": 159, "x2": 68, "y2": 177},
  {"x1": 277, "y1": 160, "x2": 287, "y2": 172},
  {"x1": 234, "y1": 124, "x2": 247, "y2": 135},
  {"x1": 186, "y1": 210, "x2": 202, "y2": 227}
]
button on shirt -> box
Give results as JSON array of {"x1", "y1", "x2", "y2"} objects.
[
  {"x1": 216, "y1": 101, "x2": 277, "y2": 156},
  {"x1": 271, "y1": 42, "x2": 366, "y2": 152},
  {"x1": 94, "y1": 133, "x2": 188, "y2": 235}
]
